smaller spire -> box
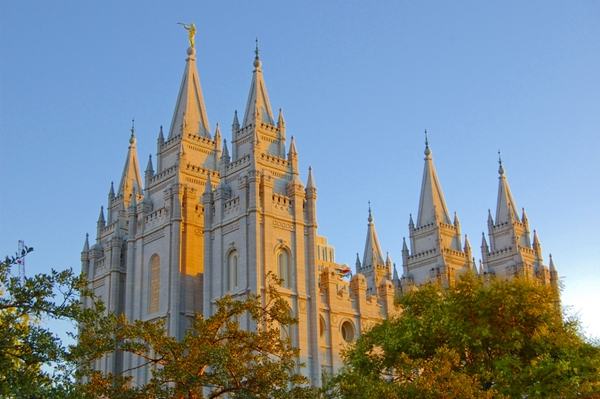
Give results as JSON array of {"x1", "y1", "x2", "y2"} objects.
[
  {"x1": 287, "y1": 135, "x2": 298, "y2": 158},
  {"x1": 355, "y1": 253, "x2": 361, "y2": 269},
  {"x1": 108, "y1": 181, "x2": 115, "y2": 198},
  {"x1": 521, "y1": 207, "x2": 529, "y2": 224},
  {"x1": 532, "y1": 230, "x2": 542, "y2": 257},
  {"x1": 481, "y1": 232, "x2": 489, "y2": 250},
  {"x1": 214, "y1": 123, "x2": 221, "y2": 140},
  {"x1": 204, "y1": 172, "x2": 212, "y2": 194},
  {"x1": 409, "y1": 213, "x2": 414, "y2": 228},
  {"x1": 158, "y1": 125, "x2": 164, "y2": 143},
  {"x1": 232, "y1": 110, "x2": 240, "y2": 130},
  {"x1": 82, "y1": 233, "x2": 89, "y2": 252},
  {"x1": 306, "y1": 166, "x2": 315, "y2": 189},
  {"x1": 221, "y1": 139, "x2": 230, "y2": 161},
  {"x1": 454, "y1": 212, "x2": 460, "y2": 227},
  {"x1": 472, "y1": 258, "x2": 478, "y2": 274},
  {"x1": 402, "y1": 237, "x2": 410, "y2": 275},
  {"x1": 278, "y1": 108, "x2": 285, "y2": 127},
  {"x1": 479, "y1": 260, "x2": 484, "y2": 275},
  {"x1": 146, "y1": 155, "x2": 154, "y2": 176},
  {"x1": 97, "y1": 206, "x2": 105, "y2": 225},
  {"x1": 464, "y1": 234, "x2": 472, "y2": 253},
  {"x1": 549, "y1": 254, "x2": 557, "y2": 272}
]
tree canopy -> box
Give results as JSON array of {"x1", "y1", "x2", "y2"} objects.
[
  {"x1": 0, "y1": 246, "x2": 93, "y2": 399},
  {"x1": 73, "y1": 276, "x2": 314, "y2": 399},
  {"x1": 331, "y1": 272, "x2": 600, "y2": 398}
]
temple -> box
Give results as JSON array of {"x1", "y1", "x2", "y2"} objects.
[{"x1": 81, "y1": 39, "x2": 558, "y2": 386}]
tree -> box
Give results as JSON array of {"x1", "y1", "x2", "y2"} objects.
[
  {"x1": 331, "y1": 272, "x2": 600, "y2": 398},
  {"x1": 73, "y1": 276, "x2": 315, "y2": 399},
  {"x1": 0, "y1": 246, "x2": 94, "y2": 399}
]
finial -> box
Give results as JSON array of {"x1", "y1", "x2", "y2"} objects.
[
  {"x1": 253, "y1": 37, "x2": 262, "y2": 69},
  {"x1": 498, "y1": 150, "x2": 504, "y2": 176},
  {"x1": 368, "y1": 201, "x2": 373, "y2": 223},
  {"x1": 424, "y1": 129, "x2": 431, "y2": 157},
  {"x1": 129, "y1": 118, "x2": 136, "y2": 145}
]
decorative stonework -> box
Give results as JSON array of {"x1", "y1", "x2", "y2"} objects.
[
  {"x1": 143, "y1": 229, "x2": 165, "y2": 244},
  {"x1": 223, "y1": 222, "x2": 240, "y2": 234},
  {"x1": 273, "y1": 220, "x2": 294, "y2": 230}
]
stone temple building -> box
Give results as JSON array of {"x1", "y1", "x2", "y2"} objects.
[{"x1": 80, "y1": 40, "x2": 558, "y2": 386}]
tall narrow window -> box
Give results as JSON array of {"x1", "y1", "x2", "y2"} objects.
[
  {"x1": 149, "y1": 255, "x2": 160, "y2": 314},
  {"x1": 227, "y1": 251, "x2": 238, "y2": 291},
  {"x1": 277, "y1": 249, "x2": 292, "y2": 288}
]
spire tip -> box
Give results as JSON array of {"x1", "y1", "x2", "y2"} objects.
[
  {"x1": 424, "y1": 129, "x2": 431, "y2": 157},
  {"x1": 253, "y1": 37, "x2": 262, "y2": 69}
]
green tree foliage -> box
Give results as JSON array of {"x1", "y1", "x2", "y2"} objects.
[
  {"x1": 0, "y1": 247, "x2": 94, "y2": 399},
  {"x1": 73, "y1": 277, "x2": 314, "y2": 399},
  {"x1": 331, "y1": 273, "x2": 600, "y2": 398}
]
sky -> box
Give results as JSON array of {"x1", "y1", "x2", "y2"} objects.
[{"x1": 1, "y1": 1, "x2": 599, "y2": 340}]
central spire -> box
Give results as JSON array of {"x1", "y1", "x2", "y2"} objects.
[
  {"x1": 495, "y1": 151, "x2": 520, "y2": 225},
  {"x1": 243, "y1": 38, "x2": 275, "y2": 127},
  {"x1": 167, "y1": 45, "x2": 211, "y2": 139},
  {"x1": 117, "y1": 119, "x2": 143, "y2": 203},
  {"x1": 362, "y1": 202, "x2": 385, "y2": 268},
  {"x1": 417, "y1": 130, "x2": 452, "y2": 227}
]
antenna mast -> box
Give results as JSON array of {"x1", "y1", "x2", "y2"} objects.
[{"x1": 17, "y1": 240, "x2": 26, "y2": 280}]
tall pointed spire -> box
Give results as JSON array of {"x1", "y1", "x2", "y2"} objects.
[
  {"x1": 242, "y1": 38, "x2": 275, "y2": 127},
  {"x1": 168, "y1": 45, "x2": 210, "y2": 139},
  {"x1": 117, "y1": 121, "x2": 143, "y2": 203},
  {"x1": 495, "y1": 151, "x2": 520, "y2": 225},
  {"x1": 362, "y1": 203, "x2": 385, "y2": 268},
  {"x1": 417, "y1": 130, "x2": 451, "y2": 226}
]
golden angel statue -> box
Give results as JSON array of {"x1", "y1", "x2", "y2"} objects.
[{"x1": 178, "y1": 22, "x2": 196, "y2": 48}]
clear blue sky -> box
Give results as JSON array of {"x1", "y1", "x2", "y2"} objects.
[{"x1": 1, "y1": 2, "x2": 599, "y2": 339}]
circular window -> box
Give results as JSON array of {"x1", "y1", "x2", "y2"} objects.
[{"x1": 341, "y1": 321, "x2": 354, "y2": 342}]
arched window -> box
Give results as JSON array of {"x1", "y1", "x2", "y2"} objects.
[
  {"x1": 149, "y1": 254, "x2": 160, "y2": 314},
  {"x1": 319, "y1": 315, "x2": 326, "y2": 338},
  {"x1": 277, "y1": 249, "x2": 292, "y2": 288},
  {"x1": 227, "y1": 251, "x2": 238, "y2": 291}
]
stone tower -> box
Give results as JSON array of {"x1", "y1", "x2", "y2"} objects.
[
  {"x1": 480, "y1": 154, "x2": 559, "y2": 289},
  {"x1": 81, "y1": 45, "x2": 218, "y2": 382},
  {"x1": 81, "y1": 42, "x2": 395, "y2": 386},
  {"x1": 399, "y1": 135, "x2": 474, "y2": 290},
  {"x1": 355, "y1": 205, "x2": 393, "y2": 296},
  {"x1": 81, "y1": 40, "x2": 557, "y2": 388}
]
